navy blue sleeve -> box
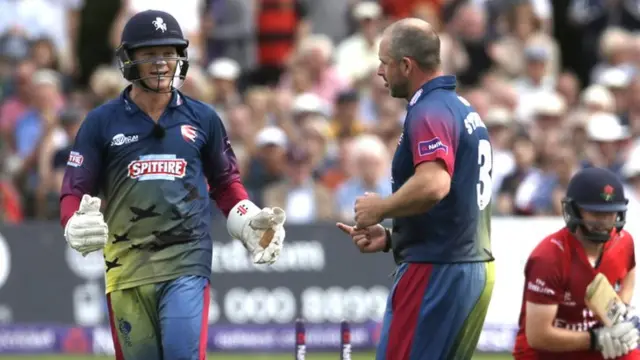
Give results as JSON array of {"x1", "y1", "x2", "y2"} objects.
[
  {"x1": 201, "y1": 109, "x2": 242, "y2": 195},
  {"x1": 60, "y1": 110, "x2": 105, "y2": 199}
]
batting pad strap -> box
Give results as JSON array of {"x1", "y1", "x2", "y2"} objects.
[{"x1": 227, "y1": 199, "x2": 261, "y2": 239}]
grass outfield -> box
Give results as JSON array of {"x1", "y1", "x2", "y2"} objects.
[{"x1": 0, "y1": 353, "x2": 514, "y2": 359}]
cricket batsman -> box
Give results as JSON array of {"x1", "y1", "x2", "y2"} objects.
[
  {"x1": 337, "y1": 18, "x2": 494, "y2": 359},
  {"x1": 59, "y1": 10, "x2": 286, "y2": 360},
  {"x1": 513, "y1": 167, "x2": 640, "y2": 360}
]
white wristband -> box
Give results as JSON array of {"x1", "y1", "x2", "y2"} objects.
[{"x1": 227, "y1": 199, "x2": 261, "y2": 240}]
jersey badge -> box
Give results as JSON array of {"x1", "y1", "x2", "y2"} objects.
[
  {"x1": 418, "y1": 137, "x2": 448, "y2": 156},
  {"x1": 601, "y1": 184, "x2": 615, "y2": 201},
  {"x1": 67, "y1": 151, "x2": 84, "y2": 167},
  {"x1": 181, "y1": 125, "x2": 197, "y2": 143},
  {"x1": 563, "y1": 291, "x2": 576, "y2": 306},
  {"x1": 128, "y1": 154, "x2": 187, "y2": 181},
  {"x1": 152, "y1": 17, "x2": 167, "y2": 33}
]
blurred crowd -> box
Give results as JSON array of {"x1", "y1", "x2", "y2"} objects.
[{"x1": 1, "y1": 0, "x2": 640, "y2": 224}]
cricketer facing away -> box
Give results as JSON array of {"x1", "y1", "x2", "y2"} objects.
[
  {"x1": 59, "y1": 10, "x2": 286, "y2": 360},
  {"x1": 337, "y1": 18, "x2": 494, "y2": 359},
  {"x1": 514, "y1": 167, "x2": 640, "y2": 360}
]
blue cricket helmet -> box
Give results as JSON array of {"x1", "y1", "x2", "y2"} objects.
[
  {"x1": 562, "y1": 167, "x2": 628, "y2": 242},
  {"x1": 115, "y1": 10, "x2": 189, "y2": 92}
]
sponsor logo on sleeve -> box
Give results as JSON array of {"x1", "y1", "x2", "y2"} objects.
[
  {"x1": 128, "y1": 154, "x2": 187, "y2": 181},
  {"x1": 67, "y1": 151, "x2": 84, "y2": 167},
  {"x1": 527, "y1": 278, "x2": 555, "y2": 296},
  {"x1": 418, "y1": 137, "x2": 448, "y2": 157}
]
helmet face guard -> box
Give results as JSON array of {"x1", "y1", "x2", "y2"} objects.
[
  {"x1": 116, "y1": 40, "x2": 190, "y2": 93},
  {"x1": 562, "y1": 197, "x2": 627, "y2": 243}
]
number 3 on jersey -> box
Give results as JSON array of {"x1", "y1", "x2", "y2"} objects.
[{"x1": 477, "y1": 139, "x2": 493, "y2": 210}]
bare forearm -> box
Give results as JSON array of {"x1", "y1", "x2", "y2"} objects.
[
  {"x1": 529, "y1": 327, "x2": 591, "y2": 352},
  {"x1": 620, "y1": 268, "x2": 635, "y2": 304},
  {"x1": 381, "y1": 174, "x2": 442, "y2": 218}
]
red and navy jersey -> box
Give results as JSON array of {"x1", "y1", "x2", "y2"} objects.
[{"x1": 390, "y1": 75, "x2": 493, "y2": 263}]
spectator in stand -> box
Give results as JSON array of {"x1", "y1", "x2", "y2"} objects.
[
  {"x1": 590, "y1": 27, "x2": 636, "y2": 83},
  {"x1": 485, "y1": 107, "x2": 515, "y2": 195},
  {"x1": 496, "y1": 133, "x2": 541, "y2": 216},
  {"x1": 207, "y1": 57, "x2": 242, "y2": 120},
  {"x1": 319, "y1": 135, "x2": 354, "y2": 192},
  {"x1": 596, "y1": 67, "x2": 632, "y2": 117},
  {"x1": 335, "y1": 1, "x2": 382, "y2": 85},
  {"x1": 0, "y1": 59, "x2": 34, "y2": 152},
  {"x1": 14, "y1": 70, "x2": 65, "y2": 175},
  {"x1": 243, "y1": 126, "x2": 288, "y2": 207},
  {"x1": 583, "y1": 112, "x2": 632, "y2": 176},
  {"x1": 490, "y1": 1, "x2": 559, "y2": 79},
  {"x1": 555, "y1": 71, "x2": 580, "y2": 109},
  {"x1": 225, "y1": 103, "x2": 256, "y2": 175},
  {"x1": 279, "y1": 34, "x2": 350, "y2": 104},
  {"x1": 252, "y1": 0, "x2": 309, "y2": 86},
  {"x1": 263, "y1": 146, "x2": 335, "y2": 224},
  {"x1": 298, "y1": 114, "x2": 333, "y2": 180},
  {"x1": 328, "y1": 89, "x2": 366, "y2": 140},
  {"x1": 335, "y1": 134, "x2": 391, "y2": 223}
]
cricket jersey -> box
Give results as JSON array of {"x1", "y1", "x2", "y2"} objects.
[
  {"x1": 60, "y1": 86, "x2": 241, "y2": 293},
  {"x1": 513, "y1": 228, "x2": 636, "y2": 360},
  {"x1": 390, "y1": 75, "x2": 493, "y2": 263}
]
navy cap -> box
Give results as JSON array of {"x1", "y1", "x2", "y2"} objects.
[
  {"x1": 120, "y1": 10, "x2": 188, "y2": 51},
  {"x1": 566, "y1": 167, "x2": 627, "y2": 212}
]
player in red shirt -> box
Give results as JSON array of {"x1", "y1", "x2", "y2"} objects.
[{"x1": 513, "y1": 167, "x2": 640, "y2": 360}]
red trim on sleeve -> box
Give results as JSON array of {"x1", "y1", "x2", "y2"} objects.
[
  {"x1": 212, "y1": 180, "x2": 249, "y2": 217},
  {"x1": 60, "y1": 195, "x2": 81, "y2": 228},
  {"x1": 409, "y1": 114, "x2": 458, "y2": 177}
]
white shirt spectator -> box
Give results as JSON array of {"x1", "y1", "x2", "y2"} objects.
[
  {"x1": 0, "y1": 0, "x2": 83, "y2": 54},
  {"x1": 335, "y1": 35, "x2": 381, "y2": 84}
]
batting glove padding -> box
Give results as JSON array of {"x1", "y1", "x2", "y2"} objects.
[
  {"x1": 592, "y1": 321, "x2": 640, "y2": 359},
  {"x1": 227, "y1": 199, "x2": 286, "y2": 265},
  {"x1": 64, "y1": 194, "x2": 108, "y2": 256}
]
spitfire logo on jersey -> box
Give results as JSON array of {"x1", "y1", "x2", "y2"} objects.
[{"x1": 128, "y1": 154, "x2": 187, "y2": 181}]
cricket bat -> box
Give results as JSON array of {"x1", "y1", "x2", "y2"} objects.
[{"x1": 585, "y1": 273, "x2": 627, "y2": 327}]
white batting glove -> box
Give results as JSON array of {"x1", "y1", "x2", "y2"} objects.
[
  {"x1": 593, "y1": 321, "x2": 640, "y2": 359},
  {"x1": 622, "y1": 305, "x2": 640, "y2": 324},
  {"x1": 64, "y1": 194, "x2": 109, "y2": 257},
  {"x1": 227, "y1": 200, "x2": 286, "y2": 264}
]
